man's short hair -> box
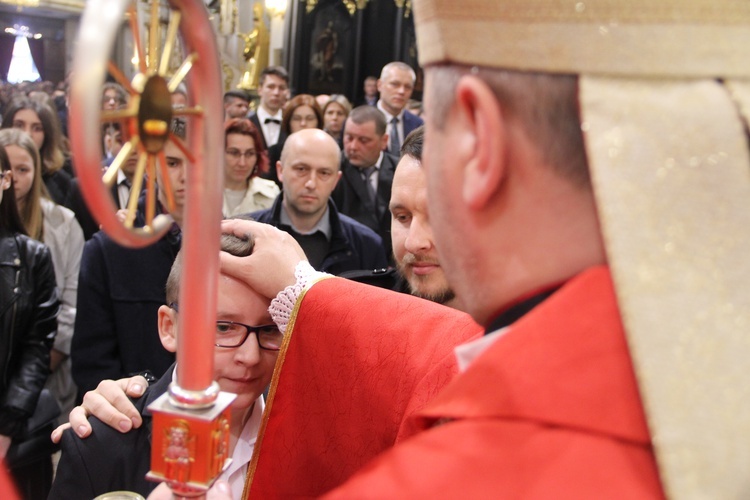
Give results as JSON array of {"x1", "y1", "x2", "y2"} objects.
[
  {"x1": 347, "y1": 105, "x2": 387, "y2": 136},
  {"x1": 364, "y1": 76, "x2": 377, "y2": 84},
  {"x1": 165, "y1": 230, "x2": 255, "y2": 305},
  {"x1": 380, "y1": 62, "x2": 417, "y2": 83},
  {"x1": 259, "y1": 66, "x2": 290, "y2": 87},
  {"x1": 401, "y1": 125, "x2": 424, "y2": 162},
  {"x1": 429, "y1": 64, "x2": 589, "y2": 187},
  {"x1": 224, "y1": 90, "x2": 250, "y2": 105}
]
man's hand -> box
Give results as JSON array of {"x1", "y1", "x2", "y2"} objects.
[
  {"x1": 50, "y1": 375, "x2": 148, "y2": 443},
  {"x1": 220, "y1": 219, "x2": 307, "y2": 300}
]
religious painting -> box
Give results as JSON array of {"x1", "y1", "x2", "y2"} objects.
[{"x1": 307, "y1": 0, "x2": 353, "y2": 95}]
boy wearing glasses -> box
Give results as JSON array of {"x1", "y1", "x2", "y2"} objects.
[{"x1": 50, "y1": 232, "x2": 281, "y2": 500}]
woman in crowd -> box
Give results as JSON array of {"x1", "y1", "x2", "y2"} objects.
[
  {"x1": 0, "y1": 141, "x2": 59, "y2": 499},
  {"x1": 266, "y1": 94, "x2": 324, "y2": 186},
  {"x1": 0, "y1": 128, "x2": 83, "y2": 431},
  {"x1": 1, "y1": 96, "x2": 73, "y2": 205},
  {"x1": 322, "y1": 94, "x2": 351, "y2": 148},
  {"x1": 222, "y1": 119, "x2": 279, "y2": 217},
  {"x1": 281, "y1": 93, "x2": 324, "y2": 136}
]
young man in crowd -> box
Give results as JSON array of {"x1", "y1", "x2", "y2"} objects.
[{"x1": 248, "y1": 66, "x2": 289, "y2": 150}]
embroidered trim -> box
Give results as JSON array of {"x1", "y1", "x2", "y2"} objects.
[
  {"x1": 242, "y1": 269, "x2": 333, "y2": 500},
  {"x1": 268, "y1": 261, "x2": 329, "y2": 334}
]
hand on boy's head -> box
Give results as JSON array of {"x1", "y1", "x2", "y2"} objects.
[
  {"x1": 50, "y1": 375, "x2": 148, "y2": 443},
  {"x1": 220, "y1": 219, "x2": 307, "y2": 299}
]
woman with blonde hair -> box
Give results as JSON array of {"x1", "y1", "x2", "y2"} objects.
[
  {"x1": 0, "y1": 128, "x2": 84, "y2": 433},
  {"x1": 322, "y1": 94, "x2": 352, "y2": 148}
]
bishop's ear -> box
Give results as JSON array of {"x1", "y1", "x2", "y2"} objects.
[{"x1": 454, "y1": 75, "x2": 507, "y2": 210}]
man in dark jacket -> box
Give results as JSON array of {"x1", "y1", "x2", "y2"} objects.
[
  {"x1": 251, "y1": 128, "x2": 387, "y2": 275},
  {"x1": 332, "y1": 106, "x2": 398, "y2": 261},
  {"x1": 71, "y1": 137, "x2": 188, "y2": 398}
]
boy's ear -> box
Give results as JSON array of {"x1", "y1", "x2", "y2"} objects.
[{"x1": 157, "y1": 305, "x2": 178, "y2": 353}]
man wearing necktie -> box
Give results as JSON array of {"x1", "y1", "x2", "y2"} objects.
[
  {"x1": 332, "y1": 106, "x2": 398, "y2": 261},
  {"x1": 376, "y1": 62, "x2": 424, "y2": 156},
  {"x1": 248, "y1": 66, "x2": 289, "y2": 150}
]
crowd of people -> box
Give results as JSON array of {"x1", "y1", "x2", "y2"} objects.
[
  {"x1": 1, "y1": 0, "x2": 746, "y2": 498},
  {"x1": 0, "y1": 44, "x2": 432, "y2": 498}
]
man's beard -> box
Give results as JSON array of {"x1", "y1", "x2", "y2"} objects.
[
  {"x1": 409, "y1": 285, "x2": 456, "y2": 305},
  {"x1": 398, "y1": 253, "x2": 456, "y2": 305}
]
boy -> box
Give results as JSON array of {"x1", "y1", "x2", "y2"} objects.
[{"x1": 51, "y1": 233, "x2": 280, "y2": 499}]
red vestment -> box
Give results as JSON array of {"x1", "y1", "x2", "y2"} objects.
[
  {"x1": 325, "y1": 266, "x2": 665, "y2": 498},
  {"x1": 245, "y1": 278, "x2": 482, "y2": 498}
]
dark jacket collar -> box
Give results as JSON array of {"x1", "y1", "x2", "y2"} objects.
[{"x1": 268, "y1": 195, "x2": 350, "y2": 254}]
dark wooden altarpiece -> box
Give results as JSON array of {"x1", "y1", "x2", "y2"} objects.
[{"x1": 283, "y1": 0, "x2": 421, "y2": 103}]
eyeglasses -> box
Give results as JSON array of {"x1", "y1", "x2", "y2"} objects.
[
  {"x1": 290, "y1": 114, "x2": 317, "y2": 123},
  {"x1": 225, "y1": 148, "x2": 256, "y2": 161},
  {"x1": 102, "y1": 96, "x2": 125, "y2": 104},
  {"x1": 169, "y1": 303, "x2": 282, "y2": 350}
]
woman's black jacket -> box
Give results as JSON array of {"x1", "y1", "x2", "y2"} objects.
[{"x1": 0, "y1": 230, "x2": 59, "y2": 437}]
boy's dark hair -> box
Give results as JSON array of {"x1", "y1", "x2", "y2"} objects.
[{"x1": 165, "y1": 230, "x2": 254, "y2": 305}]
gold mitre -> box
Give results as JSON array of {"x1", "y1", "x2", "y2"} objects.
[
  {"x1": 413, "y1": 0, "x2": 750, "y2": 77},
  {"x1": 413, "y1": 1, "x2": 750, "y2": 499}
]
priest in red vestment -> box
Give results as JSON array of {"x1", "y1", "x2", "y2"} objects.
[
  {"x1": 219, "y1": 0, "x2": 750, "y2": 497},
  {"x1": 57, "y1": 0, "x2": 750, "y2": 498}
]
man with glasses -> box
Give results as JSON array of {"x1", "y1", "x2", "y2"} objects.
[
  {"x1": 52, "y1": 232, "x2": 280, "y2": 500},
  {"x1": 250, "y1": 128, "x2": 387, "y2": 275},
  {"x1": 221, "y1": 119, "x2": 279, "y2": 217}
]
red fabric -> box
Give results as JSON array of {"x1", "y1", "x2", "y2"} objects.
[
  {"x1": 248, "y1": 278, "x2": 482, "y2": 498},
  {"x1": 325, "y1": 266, "x2": 665, "y2": 499},
  {"x1": 0, "y1": 462, "x2": 19, "y2": 500}
]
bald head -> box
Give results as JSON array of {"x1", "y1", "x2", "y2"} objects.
[
  {"x1": 278, "y1": 129, "x2": 342, "y2": 228},
  {"x1": 280, "y1": 129, "x2": 339, "y2": 167}
]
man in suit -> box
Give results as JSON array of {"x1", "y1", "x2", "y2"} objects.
[
  {"x1": 332, "y1": 105, "x2": 397, "y2": 259},
  {"x1": 109, "y1": 143, "x2": 138, "y2": 211},
  {"x1": 248, "y1": 66, "x2": 289, "y2": 151},
  {"x1": 67, "y1": 131, "x2": 141, "y2": 239},
  {"x1": 376, "y1": 62, "x2": 423, "y2": 156}
]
